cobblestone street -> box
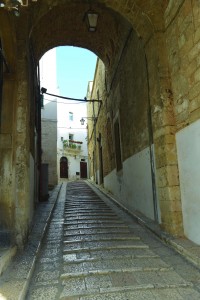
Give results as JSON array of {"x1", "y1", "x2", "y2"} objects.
[{"x1": 24, "y1": 181, "x2": 200, "y2": 299}]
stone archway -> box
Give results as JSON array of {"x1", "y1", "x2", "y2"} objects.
[{"x1": 1, "y1": 0, "x2": 187, "y2": 247}]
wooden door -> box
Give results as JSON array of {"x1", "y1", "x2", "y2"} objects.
[
  {"x1": 80, "y1": 161, "x2": 87, "y2": 178},
  {"x1": 60, "y1": 157, "x2": 68, "y2": 178}
]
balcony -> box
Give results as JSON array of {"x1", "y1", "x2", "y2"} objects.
[{"x1": 63, "y1": 139, "x2": 82, "y2": 154}]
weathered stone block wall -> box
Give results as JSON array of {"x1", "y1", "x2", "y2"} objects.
[
  {"x1": 88, "y1": 29, "x2": 158, "y2": 220},
  {"x1": 165, "y1": 1, "x2": 200, "y2": 243},
  {"x1": 113, "y1": 30, "x2": 149, "y2": 160},
  {"x1": 0, "y1": 13, "x2": 18, "y2": 244},
  {"x1": 165, "y1": 0, "x2": 200, "y2": 129},
  {"x1": 41, "y1": 119, "x2": 57, "y2": 186},
  {"x1": 88, "y1": 59, "x2": 113, "y2": 180},
  {"x1": 89, "y1": 29, "x2": 149, "y2": 176}
]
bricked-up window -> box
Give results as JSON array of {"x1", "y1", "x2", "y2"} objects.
[
  {"x1": 0, "y1": 40, "x2": 3, "y2": 128},
  {"x1": 114, "y1": 119, "x2": 123, "y2": 171}
]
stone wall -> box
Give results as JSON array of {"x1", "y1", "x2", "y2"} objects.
[
  {"x1": 165, "y1": 1, "x2": 200, "y2": 243},
  {"x1": 88, "y1": 30, "x2": 159, "y2": 221},
  {"x1": 88, "y1": 1, "x2": 200, "y2": 241},
  {"x1": 165, "y1": 0, "x2": 200, "y2": 128},
  {"x1": 41, "y1": 119, "x2": 57, "y2": 186}
]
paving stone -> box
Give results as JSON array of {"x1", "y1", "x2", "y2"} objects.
[
  {"x1": 87, "y1": 248, "x2": 157, "y2": 259},
  {"x1": 134, "y1": 270, "x2": 170, "y2": 286},
  {"x1": 63, "y1": 262, "x2": 84, "y2": 273},
  {"x1": 0, "y1": 280, "x2": 25, "y2": 300},
  {"x1": 110, "y1": 271, "x2": 137, "y2": 287},
  {"x1": 151, "y1": 288, "x2": 183, "y2": 299},
  {"x1": 85, "y1": 274, "x2": 112, "y2": 289},
  {"x1": 34, "y1": 270, "x2": 60, "y2": 282},
  {"x1": 63, "y1": 253, "x2": 77, "y2": 262},
  {"x1": 64, "y1": 234, "x2": 140, "y2": 242},
  {"x1": 39, "y1": 256, "x2": 60, "y2": 263},
  {"x1": 76, "y1": 252, "x2": 91, "y2": 260},
  {"x1": 40, "y1": 248, "x2": 61, "y2": 258},
  {"x1": 61, "y1": 277, "x2": 86, "y2": 296},
  {"x1": 123, "y1": 290, "x2": 156, "y2": 300},
  {"x1": 37, "y1": 262, "x2": 60, "y2": 271},
  {"x1": 79, "y1": 290, "x2": 155, "y2": 300},
  {"x1": 28, "y1": 286, "x2": 59, "y2": 300},
  {"x1": 177, "y1": 287, "x2": 200, "y2": 299}
]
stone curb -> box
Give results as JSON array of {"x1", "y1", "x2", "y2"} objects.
[
  {"x1": 19, "y1": 183, "x2": 63, "y2": 300},
  {"x1": 87, "y1": 180, "x2": 200, "y2": 269},
  {"x1": 0, "y1": 246, "x2": 17, "y2": 276},
  {"x1": 0, "y1": 183, "x2": 62, "y2": 300}
]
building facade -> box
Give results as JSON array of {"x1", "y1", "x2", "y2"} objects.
[
  {"x1": 40, "y1": 48, "x2": 58, "y2": 189},
  {"x1": 40, "y1": 48, "x2": 89, "y2": 184},
  {"x1": 57, "y1": 99, "x2": 88, "y2": 180}
]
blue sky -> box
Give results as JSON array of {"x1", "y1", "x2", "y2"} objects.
[{"x1": 56, "y1": 46, "x2": 97, "y2": 99}]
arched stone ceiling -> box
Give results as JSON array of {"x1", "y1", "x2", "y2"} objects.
[
  {"x1": 28, "y1": 0, "x2": 169, "y2": 66},
  {"x1": 30, "y1": 2, "x2": 132, "y2": 67}
]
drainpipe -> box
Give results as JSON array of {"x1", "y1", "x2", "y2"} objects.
[
  {"x1": 92, "y1": 101, "x2": 97, "y2": 183},
  {"x1": 145, "y1": 53, "x2": 159, "y2": 223}
]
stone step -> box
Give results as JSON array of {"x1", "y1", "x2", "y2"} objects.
[
  {"x1": 65, "y1": 203, "x2": 108, "y2": 206},
  {"x1": 63, "y1": 229, "x2": 131, "y2": 236},
  {"x1": 63, "y1": 235, "x2": 140, "y2": 242},
  {"x1": 63, "y1": 239, "x2": 146, "y2": 250},
  {"x1": 65, "y1": 201, "x2": 107, "y2": 205},
  {"x1": 65, "y1": 205, "x2": 109, "y2": 209},
  {"x1": 62, "y1": 256, "x2": 171, "y2": 274},
  {"x1": 63, "y1": 225, "x2": 129, "y2": 231},
  {"x1": 63, "y1": 244, "x2": 149, "y2": 255},
  {"x1": 64, "y1": 220, "x2": 125, "y2": 225},
  {"x1": 65, "y1": 207, "x2": 113, "y2": 211},
  {"x1": 65, "y1": 211, "x2": 114, "y2": 215},
  {"x1": 60, "y1": 270, "x2": 193, "y2": 299},
  {"x1": 64, "y1": 216, "x2": 120, "y2": 221},
  {"x1": 64, "y1": 212, "x2": 117, "y2": 217},
  {"x1": 76, "y1": 247, "x2": 158, "y2": 260},
  {"x1": 63, "y1": 253, "x2": 160, "y2": 264},
  {"x1": 63, "y1": 247, "x2": 159, "y2": 262},
  {"x1": 60, "y1": 286, "x2": 196, "y2": 300}
]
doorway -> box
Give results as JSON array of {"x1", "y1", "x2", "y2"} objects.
[
  {"x1": 60, "y1": 157, "x2": 68, "y2": 178},
  {"x1": 80, "y1": 160, "x2": 87, "y2": 178}
]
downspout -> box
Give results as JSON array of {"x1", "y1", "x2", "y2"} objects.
[
  {"x1": 92, "y1": 101, "x2": 97, "y2": 183},
  {"x1": 145, "y1": 53, "x2": 159, "y2": 223}
]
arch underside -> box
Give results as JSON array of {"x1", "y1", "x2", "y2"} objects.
[{"x1": 29, "y1": 0, "x2": 167, "y2": 66}]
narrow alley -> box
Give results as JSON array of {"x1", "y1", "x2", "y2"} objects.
[{"x1": 22, "y1": 181, "x2": 200, "y2": 299}]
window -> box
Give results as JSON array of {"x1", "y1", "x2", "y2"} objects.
[
  {"x1": 69, "y1": 134, "x2": 74, "y2": 141},
  {"x1": 114, "y1": 119, "x2": 122, "y2": 171},
  {"x1": 69, "y1": 112, "x2": 73, "y2": 121}
]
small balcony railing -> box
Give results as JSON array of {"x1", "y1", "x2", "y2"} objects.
[{"x1": 63, "y1": 140, "x2": 82, "y2": 150}]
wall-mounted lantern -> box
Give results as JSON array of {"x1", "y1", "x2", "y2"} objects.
[
  {"x1": 85, "y1": 10, "x2": 99, "y2": 32},
  {"x1": 80, "y1": 117, "x2": 97, "y2": 126}
]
